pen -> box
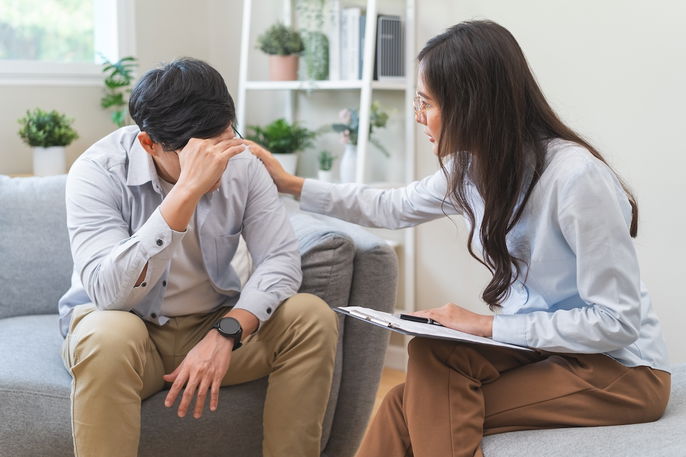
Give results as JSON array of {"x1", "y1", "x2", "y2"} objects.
[{"x1": 399, "y1": 313, "x2": 444, "y2": 327}]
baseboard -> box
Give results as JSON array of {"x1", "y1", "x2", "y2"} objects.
[{"x1": 384, "y1": 343, "x2": 407, "y2": 371}]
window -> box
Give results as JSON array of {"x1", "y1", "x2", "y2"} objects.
[{"x1": 0, "y1": 0, "x2": 134, "y2": 85}]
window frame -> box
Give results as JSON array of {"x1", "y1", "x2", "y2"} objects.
[{"x1": 0, "y1": 0, "x2": 135, "y2": 86}]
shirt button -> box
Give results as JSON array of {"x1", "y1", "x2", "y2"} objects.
[
  {"x1": 151, "y1": 313, "x2": 157, "y2": 319},
  {"x1": 266, "y1": 307, "x2": 272, "y2": 314},
  {"x1": 141, "y1": 282, "x2": 147, "y2": 287},
  {"x1": 156, "y1": 239, "x2": 163, "y2": 246},
  {"x1": 162, "y1": 280, "x2": 167, "y2": 287}
]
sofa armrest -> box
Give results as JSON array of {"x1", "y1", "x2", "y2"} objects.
[{"x1": 286, "y1": 202, "x2": 398, "y2": 457}]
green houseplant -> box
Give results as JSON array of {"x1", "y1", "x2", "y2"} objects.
[
  {"x1": 17, "y1": 108, "x2": 78, "y2": 176},
  {"x1": 256, "y1": 23, "x2": 304, "y2": 81},
  {"x1": 317, "y1": 150, "x2": 336, "y2": 182},
  {"x1": 247, "y1": 118, "x2": 315, "y2": 174},
  {"x1": 296, "y1": 0, "x2": 329, "y2": 80},
  {"x1": 100, "y1": 56, "x2": 138, "y2": 128}
]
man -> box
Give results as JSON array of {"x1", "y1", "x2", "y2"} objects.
[{"x1": 57, "y1": 58, "x2": 338, "y2": 457}]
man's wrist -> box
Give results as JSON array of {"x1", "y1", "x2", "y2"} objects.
[
  {"x1": 160, "y1": 184, "x2": 202, "y2": 232},
  {"x1": 223, "y1": 308, "x2": 259, "y2": 338}
]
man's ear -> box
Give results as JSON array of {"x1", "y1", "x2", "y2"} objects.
[{"x1": 137, "y1": 132, "x2": 157, "y2": 156}]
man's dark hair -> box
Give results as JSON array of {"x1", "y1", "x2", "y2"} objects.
[{"x1": 129, "y1": 57, "x2": 236, "y2": 151}]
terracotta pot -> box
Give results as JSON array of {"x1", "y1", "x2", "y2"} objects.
[{"x1": 269, "y1": 55, "x2": 299, "y2": 81}]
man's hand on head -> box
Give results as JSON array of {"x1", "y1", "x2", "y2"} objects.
[
  {"x1": 176, "y1": 135, "x2": 245, "y2": 197},
  {"x1": 159, "y1": 132, "x2": 245, "y2": 232}
]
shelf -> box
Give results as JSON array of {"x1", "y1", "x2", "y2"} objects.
[{"x1": 244, "y1": 80, "x2": 407, "y2": 91}]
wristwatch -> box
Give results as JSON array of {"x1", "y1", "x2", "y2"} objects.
[{"x1": 212, "y1": 317, "x2": 243, "y2": 350}]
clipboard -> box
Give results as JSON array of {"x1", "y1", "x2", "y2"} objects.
[{"x1": 334, "y1": 306, "x2": 532, "y2": 352}]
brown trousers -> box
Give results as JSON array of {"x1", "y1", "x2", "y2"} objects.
[{"x1": 357, "y1": 337, "x2": 670, "y2": 457}]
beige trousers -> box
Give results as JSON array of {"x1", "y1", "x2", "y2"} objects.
[
  {"x1": 357, "y1": 337, "x2": 671, "y2": 457},
  {"x1": 61, "y1": 293, "x2": 339, "y2": 457}
]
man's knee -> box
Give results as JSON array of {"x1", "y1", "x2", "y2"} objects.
[
  {"x1": 277, "y1": 293, "x2": 339, "y2": 343},
  {"x1": 69, "y1": 310, "x2": 149, "y2": 369}
]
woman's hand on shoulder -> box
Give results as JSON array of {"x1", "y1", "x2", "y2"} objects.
[
  {"x1": 246, "y1": 140, "x2": 304, "y2": 197},
  {"x1": 412, "y1": 304, "x2": 494, "y2": 338}
]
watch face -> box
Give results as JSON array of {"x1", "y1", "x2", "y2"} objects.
[{"x1": 218, "y1": 318, "x2": 241, "y2": 335}]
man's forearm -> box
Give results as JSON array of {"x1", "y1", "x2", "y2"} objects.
[{"x1": 160, "y1": 184, "x2": 202, "y2": 231}]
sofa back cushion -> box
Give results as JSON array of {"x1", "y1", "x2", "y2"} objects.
[{"x1": 0, "y1": 175, "x2": 73, "y2": 318}]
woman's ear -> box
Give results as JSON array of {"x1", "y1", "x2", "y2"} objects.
[{"x1": 137, "y1": 132, "x2": 157, "y2": 156}]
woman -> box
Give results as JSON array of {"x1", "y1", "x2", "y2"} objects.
[{"x1": 248, "y1": 20, "x2": 670, "y2": 457}]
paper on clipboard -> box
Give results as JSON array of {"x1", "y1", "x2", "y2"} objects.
[{"x1": 335, "y1": 306, "x2": 532, "y2": 352}]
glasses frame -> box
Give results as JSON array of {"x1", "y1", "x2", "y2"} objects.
[
  {"x1": 232, "y1": 125, "x2": 244, "y2": 139},
  {"x1": 413, "y1": 95, "x2": 431, "y2": 121}
]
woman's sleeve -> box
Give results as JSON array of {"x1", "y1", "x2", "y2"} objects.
[
  {"x1": 492, "y1": 161, "x2": 642, "y2": 353},
  {"x1": 299, "y1": 168, "x2": 458, "y2": 229}
]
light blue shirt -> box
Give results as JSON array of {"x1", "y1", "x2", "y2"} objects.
[
  {"x1": 57, "y1": 126, "x2": 302, "y2": 337},
  {"x1": 300, "y1": 139, "x2": 669, "y2": 371}
]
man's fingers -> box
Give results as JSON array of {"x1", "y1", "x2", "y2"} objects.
[
  {"x1": 164, "y1": 368, "x2": 188, "y2": 408},
  {"x1": 210, "y1": 377, "x2": 221, "y2": 412},
  {"x1": 177, "y1": 375, "x2": 200, "y2": 418},
  {"x1": 193, "y1": 378, "x2": 211, "y2": 419}
]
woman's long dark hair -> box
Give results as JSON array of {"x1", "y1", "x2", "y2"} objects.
[{"x1": 418, "y1": 20, "x2": 638, "y2": 310}]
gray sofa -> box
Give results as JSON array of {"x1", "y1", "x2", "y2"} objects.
[{"x1": 0, "y1": 175, "x2": 398, "y2": 457}]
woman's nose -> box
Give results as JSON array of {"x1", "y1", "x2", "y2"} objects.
[{"x1": 415, "y1": 111, "x2": 427, "y2": 125}]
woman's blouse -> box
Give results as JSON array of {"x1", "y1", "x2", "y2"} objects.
[{"x1": 300, "y1": 140, "x2": 669, "y2": 371}]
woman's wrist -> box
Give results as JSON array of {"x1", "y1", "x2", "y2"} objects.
[
  {"x1": 285, "y1": 176, "x2": 305, "y2": 198},
  {"x1": 482, "y1": 315, "x2": 494, "y2": 338}
]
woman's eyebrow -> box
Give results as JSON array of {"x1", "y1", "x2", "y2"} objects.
[{"x1": 417, "y1": 91, "x2": 432, "y2": 100}]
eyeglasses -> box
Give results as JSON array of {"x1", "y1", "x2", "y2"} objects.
[
  {"x1": 413, "y1": 95, "x2": 431, "y2": 119},
  {"x1": 232, "y1": 125, "x2": 244, "y2": 139}
]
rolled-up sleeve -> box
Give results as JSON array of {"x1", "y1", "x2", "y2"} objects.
[
  {"x1": 65, "y1": 158, "x2": 185, "y2": 311},
  {"x1": 300, "y1": 167, "x2": 458, "y2": 229},
  {"x1": 234, "y1": 158, "x2": 302, "y2": 323},
  {"x1": 492, "y1": 162, "x2": 641, "y2": 353}
]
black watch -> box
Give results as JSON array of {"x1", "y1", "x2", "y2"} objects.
[{"x1": 212, "y1": 317, "x2": 243, "y2": 350}]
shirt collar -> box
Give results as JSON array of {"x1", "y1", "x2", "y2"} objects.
[{"x1": 125, "y1": 130, "x2": 161, "y2": 189}]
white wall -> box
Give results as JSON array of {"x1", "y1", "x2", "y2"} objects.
[{"x1": 412, "y1": 0, "x2": 686, "y2": 364}]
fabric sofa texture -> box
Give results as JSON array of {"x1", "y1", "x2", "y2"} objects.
[{"x1": 0, "y1": 175, "x2": 398, "y2": 457}]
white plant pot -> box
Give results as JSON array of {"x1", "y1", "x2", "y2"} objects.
[
  {"x1": 273, "y1": 153, "x2": 298, "y2": 175},
  {"x1": 32, "y1": 146, "x2": 66, "y2": 176},
  {"x1": 317, "y1": 169, "x2": 335, "y2": 183},
  {"x1": 339, "y1": 144, "x2": 357, "y2": 183}
]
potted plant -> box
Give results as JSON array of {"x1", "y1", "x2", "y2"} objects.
[
  {"x1": 296, "y1": 0, "x2": 329, "y2": 80},
  {"x1": 256, "y1": 23, "x2": 305, "y2": 81},
  {"x1": 317, "y1": 150, "x2": 336, "y2": 182},
  {"x1": 246, "y1": 118, "x2": 315, "y2": 174},
  {"x1": 328, "y1": 101, "x2": 390, "y2": 182},
  {"x1": 17, "y1": 108, "x2": 78, "y2": 176},
  {"x1": 100, "y1": 56, "x2": 138, "y2": 128}
]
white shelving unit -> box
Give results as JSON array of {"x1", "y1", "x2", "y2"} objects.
[{"x1": 237, "y1": 0, "x2": 417, "y2": 359}]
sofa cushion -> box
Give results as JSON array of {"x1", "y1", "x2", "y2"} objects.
[
  {"x1": 482, "y1": 365, "x2": 686, "y2": 456},
  {"x1": 0, "y1": 175, "x2": 72, "y2": 319}
]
